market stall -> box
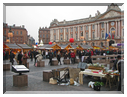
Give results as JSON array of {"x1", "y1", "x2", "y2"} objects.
[
  {"x1": 4, "y1": 43, "x2": 22, "y2": 55},
  {"x1": 80, "y1": 45, "x2": 93, "y2": 50},
  {"x1": 109, "y1": 46, "x2": 119, "y2": 50},
  {"x1": 92, "y1": 45, "x2": 103, "y2": 50},
  {"x1": 17, "y1": 44, "x2": 33, "y2": 53}
]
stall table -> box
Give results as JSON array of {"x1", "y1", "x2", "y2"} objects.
[
  {"x1": 63, "y1": 59, "x2": 70, "y2": 64},
  {"x1": 3, "y1": 63, "x2": 10, "y2": 71},
  {"x1": 52, "y1": 59, "x2": 58, "y2": 66},
  {"x1": 79, "y1": 69, "x2": 106, "y2": 84}
]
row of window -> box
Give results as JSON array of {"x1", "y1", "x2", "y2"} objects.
[
  {"x1": 3, "y1": 37, "x2": 23, "y2": 42},
  {"x1": 53, "y1": 20, "x2": 124, "y2": 33},
  {"x1": 53, "y1": 28, "x2": 124, "y2": 41},
  {"x1": 53, "y1": 23, "x2": 105, "y2": 33},
  {"x1": 4, "y1": 30, "x2": 22, "y2": 35},
  {"x1": 39, "y1": 31, "x2": 49, "y2": 33},
  {"x1": 40, "y1": 34, "x2": 49, "y2": 38},
  {"x1": 41, "y1": 39, "x2": 49, "y2": 43}
]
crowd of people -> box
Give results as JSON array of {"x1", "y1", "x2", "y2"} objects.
[
  {"x1": 3, "y1": 48, "x2": 124, "y2": 91},
  {"x1": 3, "y1": 49, "x2": 124, "y2": 66}
]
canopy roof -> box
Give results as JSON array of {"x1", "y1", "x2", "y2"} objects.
[
  {"x1": 59, "y1": 44, "x2": 68, "y2": 49},
  {"x1": 43, "y1": 44, "x2": 56, "y2": 49},
  {"x1": 70, "y1": 45, "x2": 79, "y2": 49},
  {"x1": 17, "y1": 44, "x2": 32, "y2": 49},
  {"x1": 80, "y1": 45, "x2": 93, "y2": 49},
  {"x1": 5, "y1": 43, "x2": 21, "y2": 49}
]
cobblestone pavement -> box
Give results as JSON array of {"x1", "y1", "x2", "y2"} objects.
[{"x1": 3, "y1": 57, "x2": 123, "y2": 94}]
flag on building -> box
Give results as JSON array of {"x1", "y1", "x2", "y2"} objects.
[
  {"x1": 105, "y1": 33, "x2": 109, "y2": 39},
  {"x1": 109, "y1": 31, "x2": 111, "y2": 38},
  {"x1": 112, "y1": 34, "x2": 114, "y2": 39}
]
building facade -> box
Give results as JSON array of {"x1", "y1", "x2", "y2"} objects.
[
  {"x1": 38, "y1": 27, "x2": 50, "y2": 44},
  {"x1": 3, "y1": 23, "x2": 28, "y2": 44},
  {"x1": 49, "y1": 3, "x2": 124, "y2": 46},
  {"x1": 27, "y1": 35, "x2": 35, "y2": 47}
]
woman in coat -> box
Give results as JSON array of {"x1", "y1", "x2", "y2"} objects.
[
  {"x1": 22, "y1": 52, "x2": 28, "y2": 67},
  {"x1": 64, "y1": 52, "x2": 68, "y2": 59},
  {"x1": 57, "y1": 51, "x2": 62, "y2": 65}
]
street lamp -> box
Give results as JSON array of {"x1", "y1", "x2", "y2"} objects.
[{"x1": 7, "y1": 26, "x2": 13, "y2": 43}]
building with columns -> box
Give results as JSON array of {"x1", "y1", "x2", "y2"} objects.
[{"x1": 49, "y1": 3, "x2": 124, "y2": 46}]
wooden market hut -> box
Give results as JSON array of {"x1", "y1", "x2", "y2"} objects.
[
  {"x1": 92, "y1": 45, "x2": 103, "y2": 50},
  {"x1": 79, "y1": 45, "x2": 93, "y2": 50},
  {"x1": 103, "y1": 46, "x2": 110, "y2": 50},
  {"x1": 4, "y1": 43, "x2": 22, "y2": 55},
  {"x1": 42, "y1": 44, "x2": 61, "y2": 50},
  {"x1": 17, "y1": 44, "x2": 33, "y2": 53},
  {"x1": 109, "y1": 46, "x2": 119, "y2": 50}
]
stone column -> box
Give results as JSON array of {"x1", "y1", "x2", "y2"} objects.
[
  {"x1": 118, "y1": 20, "x2": 120, "y2": 38},
  {"x1": 89, "y1": 24, "x2": 91, "y2": 40},
  {"x1": 78, "y1": 26, "x2": 80, "y2": 41},
  {"x1": 83, "y1": 25, "x2": 85, "y2": 40},
  {"x1": 115, "y1": 20, "x2": 117, "y2": 38},
  {"x1": 107, "y1": 22, "x2": 109, "y2": 34},
  {"x1": 50, "y1": 29, "x2": 53, "y2": 42},
  {"x1": 104, "y1": 22, "x2": 106, "y2": 38},
  {"x1": 69, "y1": 27, "x2": 70, "y2": 40},
  {"x1": 58, "y1": 28, "x2": 59, "y2": 41},
  {"x1": 98, "y1": 23, "x2": 100, "y2": 39},
  {"x1": 95, "y1": 23, "x2": 97, "y2": 39},
  {"x1": 64, "y1": 28, "x2": 65, "y2": 41},
  {"x1": 73, "y1": 27, "x2": 75, "y2": 39}
]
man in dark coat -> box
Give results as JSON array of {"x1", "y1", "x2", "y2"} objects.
[
  {"x1": 85, "y1": 55, "x2": 93, "y2": 64},
  {"x1": 33, "y1": 50, "x2": 39, "y2": 65},
  {"x1": 30, "y1": 50, "x2": 33, "y2": 61},
  {"x1": 57, "y1": 52, "x2": 62, "y2": 65},
  {"x1": 10, "y1": 51, "x2": 15, "y2": 65},
  {"x1": 48, "y1": 50, "x2": 53, "y2": 65},
  {"x1": 18, "y1": 51, "x2": 23, "y2": 65}
]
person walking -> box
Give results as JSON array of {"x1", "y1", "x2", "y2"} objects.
[
  {"x1": 10, "y1": 51, "x2": 15, "y2": 65},
  {"x1": 85, "y1": 55, "x2": 93, "y2": 64},
  {"x1": 33, "y1": 50, "x2": 39, "y2": 66},
  {"x1": 68, "y1": 50, "x2": 71, "y2": 59},
  {"x1": 43, "y1": 50, "x2": 46, "y2": 59},
  {"x1": 6, "y1": 51, "x2": 9, "y2": 60},
  {"x1": 48, "y1": 50, "x2": 53, "y2": 66},
  {"x1": 15, "y1": 51, "x2": 19, "y2": 64},
  {"x1": 3, "y1": 50, "x2": 6, "y2": 60},
  {"x1": 18, "y1": 51, "x2": 23, "y2": 65},
  {"x1": 57, "y1": 51, "x2": 62, "y2": 65},
  {"x1": 64, "y1": 52, "x2": 68, "y2": 59},
  {"x1": 79, "y1": 50, "x2": 83, "y2": 62},
  {"x1": 22, "y1": 52, "x2": 28, "y2": 67},
  {"x1": 30, "y1": 50, "x2": 33, "y2": 61},
  {"x1": 70, "y1": 50, "x2": 76, "y2": 64},
  {"x1": 115, "y1": 55, "x2": 124, "y2": 91},
  {"x1": 46, "y1": 50, "x2": 48, "y2": 59}
]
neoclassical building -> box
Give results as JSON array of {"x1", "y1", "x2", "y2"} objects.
[{"x1": 49, "y1": 3, "x2": 124, "y2": 46}]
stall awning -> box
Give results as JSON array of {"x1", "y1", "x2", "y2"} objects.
[
  {"x1": 70, "y1": 45, "x2": 79, "y2": 49},
  {"x1": 92, "y1": 45, "x2": 103, "y2": 49},
  {"x1": 43, "y1": 44, "x2": 56, "y2": 49},
  {"x1": 80, "y1": 45, "x2": 93, "y2": 49},
  {"x1": 17, "y1": 44, "x2": 32, "y2": 49},
  {"x1": 5, "y1": 43, "x2": 21, "y2": 49}
]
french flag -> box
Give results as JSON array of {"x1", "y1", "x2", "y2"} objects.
[{"x1": 109, "y1": 32, "x2": 111, "y2": 38}]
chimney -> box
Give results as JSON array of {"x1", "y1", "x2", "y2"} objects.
[
  {"x1": 13, "y1": 24, "x2": 15, "y2": 27},
  {"x1": 22, "y1": 25, "x2": 24, "y2": 28}
]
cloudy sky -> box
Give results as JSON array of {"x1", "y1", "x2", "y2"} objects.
[{"x1": 5, "y1": 2, "x2": 124, "y2": 43}]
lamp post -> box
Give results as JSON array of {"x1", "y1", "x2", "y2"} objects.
[{"x1": 8, "y1": 26, "x2": 13, "y2": 43}]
